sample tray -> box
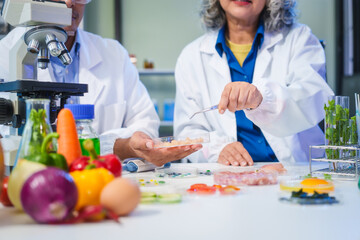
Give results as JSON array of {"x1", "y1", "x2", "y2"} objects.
[
  {"x1": 309, "y1": 145, "x2": 360, "y2": 180},
  {"x1": 153, "y1": 133, "x2": 210, "y2": 148}
]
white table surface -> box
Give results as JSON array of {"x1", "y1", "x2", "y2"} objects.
[{"x1": 1, "y1": 162, "x2": 360, "y2": 240}]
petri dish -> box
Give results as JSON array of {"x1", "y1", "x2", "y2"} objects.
[
  {"x1": 153, "y1": 133, "x2": 210, "y2": 148},
  {"x1": 155, "y1": 166, "x2": 198, "y2": 178},
  {"x1": 279, "y1": 178, "x2": 334, "y2": 194},
  {"x1": 278, "y1": 188, "x2": 339, "y2": 205},
  {"x1": 213, "y1": 170, "x2": 278, "y2": 186}
]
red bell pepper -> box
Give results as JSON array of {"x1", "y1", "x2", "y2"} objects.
[{"x1": 70, "y1": 139, "x2": 122, "y2": 177}]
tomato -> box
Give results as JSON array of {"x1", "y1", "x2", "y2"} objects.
[
  {"x1": 187, "y1": 183, "x2": 216, "y2": 195},
  {"x1": 189, "y1": 183, "x2": 208, "y2": 189},
  {"x1": 219, "y1": 185, "x2": 240, "y2": 195},
  {"x1": 0, "y1": 176, "x2": 13, "y2": 207}
]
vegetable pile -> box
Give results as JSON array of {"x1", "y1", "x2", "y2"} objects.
[
  {"x1": 2, "y1": 108, "x2": 140, "y2": 224},
  {"x1": 70, "y1": 139, "x2": 122, "y2": 177}
]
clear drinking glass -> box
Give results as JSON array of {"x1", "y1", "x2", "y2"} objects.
[{"x1": 15, "y1": 99, "x2": 53, "y2": 166}]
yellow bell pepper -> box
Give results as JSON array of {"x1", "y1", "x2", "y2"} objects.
[{"x1": 70, "y1": 168, "x2": 114, "y2": 210}]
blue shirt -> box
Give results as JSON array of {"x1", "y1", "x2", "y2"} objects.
[
  {"x1": 215, "y1": 22, "x2": 277, "y2": 162},
  {"x1": 50, "y1": 34, "x2": 81, "y2": 104}
]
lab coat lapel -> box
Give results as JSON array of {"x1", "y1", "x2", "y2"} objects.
[
  {"x1": 209, "y1": 53, "x2": 231, "y2": 82},
  {"x1": 77, "y1": 29, "x2": 104, "y2": 105},
  {"x1": 200, "y1": 33, "x2": 231, "y2": 83},
  {"x1": 200, "y1": 32, "x2": 236, "y2": 138},
  {"x1": 208, "y1": 53, "x2": 235, "y2": 137},
  {"x1": 253, "y1": 31, "x2": 284, "y2": 80}
]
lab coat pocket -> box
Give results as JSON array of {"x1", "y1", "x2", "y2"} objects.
[{"x1": 99, "y1": 101, "x2": 126, "y2": 133}]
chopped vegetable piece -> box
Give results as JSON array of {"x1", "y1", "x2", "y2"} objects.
[
  {"x1": 141, "y1": 197, "x2": 157, "y2": 204},
  {"x1": 157, "y1": 194, "x2": 182, "y2": 204},
  {"x1": 141, "y1": 192, "x2": 157, "y2": 198},
  {"x1": 280, "y1": 189, "x2": 339, "y2": 205}
]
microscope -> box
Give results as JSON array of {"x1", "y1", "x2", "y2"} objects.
[{"x1": 0, "y1": 0, "x2": 88, "y2": 173}]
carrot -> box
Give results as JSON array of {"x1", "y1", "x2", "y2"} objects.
[{"x1": 57, "y1": 108, "x2": 82, "y2": 166}]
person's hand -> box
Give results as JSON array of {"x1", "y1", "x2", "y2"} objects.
[
  {"x1": 218, "y1": 82, "x2": 262, "y2": 114},
  {"x1": 128, "y1": 131, "x2": 202, "y2": 166},
  {"x1": 53, "y1": 0, "x2": 73, "y2": 8},
  {"x1": 64, "y1": 0, "x2": 75, "y2": 8},
  {"x1": 218, "y1": 142, "x2": 253, "y2": 166}
]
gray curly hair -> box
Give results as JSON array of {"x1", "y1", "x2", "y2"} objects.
[{"x1": 200, "y1": 0, "x2": 297, "y2": 32}]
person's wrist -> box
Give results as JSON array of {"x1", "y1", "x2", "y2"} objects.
[
  {"x1": 126, "y1": 137, "x2": 138, "y2": 157},
  {"x1": 248, "y1": 94, "x2": 263, "y2": 110},
  {"x1": 114, "y1": 137, "x2": 136, "y2": 159}
]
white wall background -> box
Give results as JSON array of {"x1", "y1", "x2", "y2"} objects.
[
  {"x1": 121, "y1": 0, "x2": 205, "y2": 70},
  {"x1": 85, "y1": 0, "x2": 115, "y2": 40},
  {"x1": 85, "y1": 0, "x2": 337, "y2": 91},
  {"x1": 297, "y1": 0, "x2": 336, "y2": 90}
]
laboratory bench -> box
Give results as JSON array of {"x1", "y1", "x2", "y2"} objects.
[{"x1": 0, "y1": 162, "x2": 359, "y2": 240}]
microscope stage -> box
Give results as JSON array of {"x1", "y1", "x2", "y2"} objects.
[{"x1": 0, "y1": 80, "x2": 88, "y2": 98}]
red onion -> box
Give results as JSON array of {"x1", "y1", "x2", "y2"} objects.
[{"x1": 20, "y1": 167, "x2": 78, "y2": 223}]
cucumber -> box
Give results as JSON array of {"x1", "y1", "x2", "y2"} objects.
[
  {"x1": 141, "y1": 192, "x2": 157, "y2": 198},
  {"x1": 141, "y1": 196, "x2": 157, "y2": 204},
  {"x1": 157, "y1": 193, "x2": 182, "y2": 204}
]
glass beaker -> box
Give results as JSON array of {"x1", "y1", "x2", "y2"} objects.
[{"x1": 15, "y1": 99, "x2": 53, "y2": 166}]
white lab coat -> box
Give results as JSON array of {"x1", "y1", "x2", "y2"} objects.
[
  {"x1": 0, "y1": 27, "x2": 160, "y2": 155},
  {"x1": 174, "y1": 23, "x2": 334, "y2": 164}
]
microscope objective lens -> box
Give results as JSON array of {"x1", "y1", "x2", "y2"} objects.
[{"x1": 46, "y1": 34, "x2": 61, "y2": 57}]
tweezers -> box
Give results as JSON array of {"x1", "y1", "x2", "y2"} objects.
[{"x1": 189, "y1": 105, "x2": 218, "y2": 119}]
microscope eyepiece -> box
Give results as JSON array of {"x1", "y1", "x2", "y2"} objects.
[
  {"x1": 27, "y1": 39, "x2": 40, "y2": 54},
  {"x1": 45, "y1": 34, "x2": 61, "y2": 57},
  {"x1": 58, "y1": 42, "x2": 72, "y2": 65}
]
